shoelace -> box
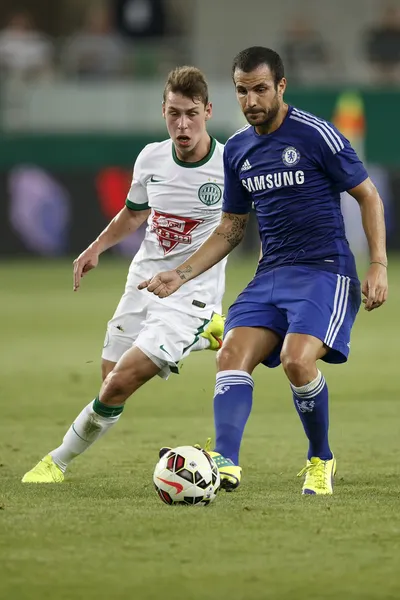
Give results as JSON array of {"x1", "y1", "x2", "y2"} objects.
[
  {"x1": 196, "y1": 438, "x2": 235, "y2": 469},
  {"x1": 297, "y1": 460, "x2": 328, "y2": 490},
  {"x1": 195, "y1": 438, "x2": 212, "y2": 452}
]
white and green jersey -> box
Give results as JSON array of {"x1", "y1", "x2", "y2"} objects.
[{"x1": 125, "y1": 137, "x2": 226, "y2": 317}]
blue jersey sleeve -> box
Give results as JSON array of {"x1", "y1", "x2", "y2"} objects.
[
  {"x1": 222, "y1": 147, "x2": 252, "y2": 214},
  {"x1": 316, "y1": 128, "x2": 368, "y2": 192}
]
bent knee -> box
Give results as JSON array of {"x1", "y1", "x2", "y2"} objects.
[
  {"x1": 217, "y1": 343, "x2": 247, "y2": 372},
  {"x1": 102, "y1": 370, "x2": 134, "y2": 398},
  {"x1": 280, "y1": 350, "x2": 313, "y2": 378}
]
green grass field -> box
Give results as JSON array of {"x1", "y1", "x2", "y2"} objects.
[{"x1": 0, "y1": 256, "x2": 399, "y2": 600}]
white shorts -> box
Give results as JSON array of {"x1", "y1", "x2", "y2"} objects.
[{"x1": 102, "y1": 278, "x2": 211, "y2": 379}]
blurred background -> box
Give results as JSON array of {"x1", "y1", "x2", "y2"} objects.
[{"x1": 0, "y1": 0, "x2": 399, "y2": 257}]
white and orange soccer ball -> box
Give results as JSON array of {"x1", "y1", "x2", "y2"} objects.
[{"x1": 153, "y1": 446, "x2": 220, "y2": 506}]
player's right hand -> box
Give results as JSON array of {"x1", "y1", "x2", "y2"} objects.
[
  {"x1": 73, "y1": 246, "x2": 100, "y2": 291},
  {"x1": 138, "y1": 270, "x2": 183, "y2": 298},
  {"x1": 361, "y1": 262, "x2": 388, "y2": 311}
]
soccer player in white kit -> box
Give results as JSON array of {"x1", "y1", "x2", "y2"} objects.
[{"x1": 22, "y1": 66, "x2": 226, "y2": 483}]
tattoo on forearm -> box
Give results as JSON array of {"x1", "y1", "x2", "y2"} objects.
[
  {"x1": 214, "y1": 213, "x2": 248, "y2": 249},
  {"x1": 176, "y1": 266, "x2": 193, "y2": 281}
]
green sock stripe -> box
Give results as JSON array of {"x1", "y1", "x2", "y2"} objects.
[{"x1": 93, "y1": 397, "x2": 124, "y2": 418}]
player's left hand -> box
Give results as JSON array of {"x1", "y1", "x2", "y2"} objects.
[
  {"x1": 361, "y1": 263, "x2": 388, "y2": 311},
  {"x1": 138, "y1": 270, "x2": 184, "y2": 298}
]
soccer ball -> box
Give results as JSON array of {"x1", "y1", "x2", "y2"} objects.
[{"x1": 153, "y1": 445, "x2": 220, "y2": 506}]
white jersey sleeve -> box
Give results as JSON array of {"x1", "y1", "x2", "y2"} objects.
[{"x1": 125, "y1": 145, "x2": 156, "y2": 211}]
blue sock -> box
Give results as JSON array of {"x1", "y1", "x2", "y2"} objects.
[
  {"x1": 213, "y1": 370, "x2": 254, "y2": 465},
  {"x1": 291, "y1": 370, "x2": 332, "y2": 461}
]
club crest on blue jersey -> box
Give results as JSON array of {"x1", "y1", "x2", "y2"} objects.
[{"x1": 282, "y1": 146, "x2": 300, "y2": 167}]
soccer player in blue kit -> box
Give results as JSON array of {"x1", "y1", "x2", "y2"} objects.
[{"x1": 140, "y1": 47, "x2": 388, "y2": 495}]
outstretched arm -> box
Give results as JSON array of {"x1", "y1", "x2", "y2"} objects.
[
  {"x1": 73, "y1": 207, "x2": 149, "y2": 291},
  {"x1": 348, "y1": 177, "x2": 388, "y2": 310},
  {"x1": 74, "y1": 150, "x2": 150, "y2": 291},
  {"x1": 175, "y1": 211, "x2": 249, "y2": 283},
  {"x1": 93, "y1": 206, "x2": 150, "y2": 254},
  {"x1": 139, "y1": 211, "x2": 249, "y2": 298}
]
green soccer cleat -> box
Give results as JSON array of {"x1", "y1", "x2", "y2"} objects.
[
  {"x1": 297, "y1": 456, "x2": 337, "y2": 495},
  {"x1": 21, "y1": 454, "x2": 64, "y2": 483},
  {"x1": 200, "y1": 313, "x2": 225, "y2": 350}
]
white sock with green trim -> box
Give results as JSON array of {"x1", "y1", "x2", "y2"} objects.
[
  {"x1": 50, "y1": 398, "x2": 123, "y2": 472},
  {"x1": 192, "y1": 337, "x2": 210, "y2": 351}
]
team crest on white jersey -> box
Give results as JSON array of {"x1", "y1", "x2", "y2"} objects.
[
  {"x1": 198, "y1": 182, "x2": 222, "y2": 206},
  {"x1": 282, "y1": 146, "x2": 300, "y2": 167}
]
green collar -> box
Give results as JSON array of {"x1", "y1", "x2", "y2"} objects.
[{"x1": 172, "y1": 136, "x2": 216, "y2": 168}]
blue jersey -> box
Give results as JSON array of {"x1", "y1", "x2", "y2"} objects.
[{"x1": 222, "y1": 105, "x2": 368, "y2": 279}]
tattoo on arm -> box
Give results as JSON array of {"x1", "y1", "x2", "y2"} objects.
[
  {"x1": 176, "y1": 265, "x2": 193, "y2": 281},
  {"x1": 214, "y1": 213, "x2": 248, "y2": 249}
]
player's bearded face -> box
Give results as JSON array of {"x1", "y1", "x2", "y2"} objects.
[
  {"x1": 243, "y1": 90, "x2": 280, "y2": 126},
  {"x1": 234, "y1": 66, "x2": 284, "y2": 129}
]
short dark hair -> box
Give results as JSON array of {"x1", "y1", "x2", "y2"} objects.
[
  {"x1": 232, "y1": 46, "x2": 285, "y2": 88},
  {"x1": 163, "y1": 66, "x2": 209, "y2": 105}
]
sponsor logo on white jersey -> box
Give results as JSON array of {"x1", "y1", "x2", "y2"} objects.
[{"x1": 151, "y1": 210, "x2": 204, "y2": 255}]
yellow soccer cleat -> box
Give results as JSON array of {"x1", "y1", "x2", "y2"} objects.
[
  {"x1": 21, "y1": 455, "x2": 64, "y2": 483},
  {"x1": 208, "y1": 451, "x2": 242, "y2": 491},
  {"x1": 201, "y1": 313, "x2": 225, "y2": 351},
  {"x1": 198, "y1": 438, "x2": 242, "y2": 492},
  {"x1": 297, "y1": 456, "x2": 337, "y2": 495}
]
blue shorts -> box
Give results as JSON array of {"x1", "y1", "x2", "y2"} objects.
[{"x1": 225, "y1": 266, "x2": 361, "y2": 368}]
